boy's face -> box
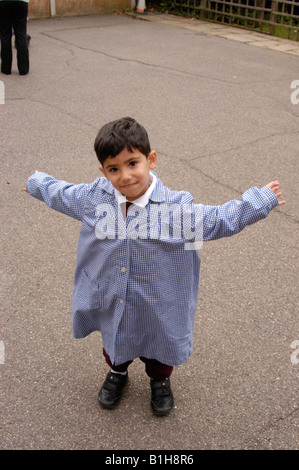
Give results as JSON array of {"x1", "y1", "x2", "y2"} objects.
[{"x1": 100, "y1": 147, "x2": 157, "y2": 201}]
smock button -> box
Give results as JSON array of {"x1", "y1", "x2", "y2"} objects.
[{"x1": 121, "y1": 267, "x2": 126, "y2": 272}]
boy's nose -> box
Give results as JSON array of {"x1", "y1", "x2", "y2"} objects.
[{"x1": 120, "y1": 169, "x2": 132, "y2": 183}]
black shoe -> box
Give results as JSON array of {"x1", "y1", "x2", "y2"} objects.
[
  {"x1": 98, "y1": 371, "x2": 128, "y2": 409},
  {"x1": 150, "y1": 378, "x2": 174, "y2": 415}
]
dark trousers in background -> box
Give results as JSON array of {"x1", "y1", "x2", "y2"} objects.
[
  {"x1": 0, "y1": 1, "x2": 29, "y2": 75},
  {"x1": 103, "y1": 348, "x2": 173, "y2": 380}
]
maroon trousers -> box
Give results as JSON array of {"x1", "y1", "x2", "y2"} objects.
[{"x1": 103, "y1": 348, "x2": 173, "y2": 380}]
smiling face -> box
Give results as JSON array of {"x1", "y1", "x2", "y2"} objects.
[{"x1": 100, "y1": 147, "x2": 157, "y2": 201}]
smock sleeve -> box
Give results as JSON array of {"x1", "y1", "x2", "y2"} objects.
[
  {"x1": 201, "y1": 185, "x2": 278, "y2": 241},
  {"x1": 26, "y1": 172, "x2": 88, "y2": 221}
]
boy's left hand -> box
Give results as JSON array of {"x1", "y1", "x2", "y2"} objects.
[{"x1": 266, "y1": 181, "x2": 286, "y2": 206}]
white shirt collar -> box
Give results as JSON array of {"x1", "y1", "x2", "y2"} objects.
[{"x1": 114, "y1": 172, "x2": 157, "y2": 208}]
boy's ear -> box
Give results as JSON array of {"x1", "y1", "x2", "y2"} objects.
[
  {"x1": 99, "y1": 166, "x2": 107, "y2": 177},
  {"x1": 148, "y1": 150, "x2": 157, "y2": 169}
]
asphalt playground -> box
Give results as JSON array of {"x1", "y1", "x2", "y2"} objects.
[{"x1": 0, "y1": 11, "x2": 298, "y2": 451}]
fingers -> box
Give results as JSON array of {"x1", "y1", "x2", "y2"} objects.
[
  {"x1": 266, "y1": 181, "x2": 286, "y2": 205},
  {"x1": 278, "y1": 197, "x2": 286, "y2": 206},
  {"x1": 267, "y1": 180, "x2": 279, "y2": 190}
]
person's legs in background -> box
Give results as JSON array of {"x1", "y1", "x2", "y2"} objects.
[
  {"x1": 12, "y1": 1, "x2": 29, "y2": 75},
  {"x1": 0, "y1": 2, "x2": 13, "y2": 74}
]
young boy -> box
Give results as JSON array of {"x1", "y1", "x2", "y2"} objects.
[{"x1": 25, "y1": 117, "x2": 285, "y2": 415}]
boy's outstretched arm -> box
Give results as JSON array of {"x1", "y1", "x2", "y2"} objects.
[
  {"x1": 200, "y1": 180, "x2": 285, "y2": 242},
  {"x1": 266, "y1": 181, "x2": 286, "y2": 206},
  {"x1": 24, "y1": 170, "x2": 88, "y2": 221}
]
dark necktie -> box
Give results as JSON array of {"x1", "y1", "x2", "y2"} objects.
[{"x1": 125, "y1": 201, "x2": 133, "y2": 216}]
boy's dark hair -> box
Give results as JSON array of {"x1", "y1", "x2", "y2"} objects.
[{"x1": 94, "y1": 117, "x2": 151, "y2": 165}]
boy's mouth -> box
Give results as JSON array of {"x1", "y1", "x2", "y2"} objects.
[{"x1": 122, "y1": 182, "x2": 137, "y2": 188}]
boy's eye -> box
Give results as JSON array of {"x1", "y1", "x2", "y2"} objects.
[
  {"x1": 109, "y1": 167, "x2": 118, "y2": 173},
  {"x1": 129, "y1": 161, "x2": 137, "y2": 167}
]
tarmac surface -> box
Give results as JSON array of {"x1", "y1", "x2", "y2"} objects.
[{"x1": 0, "y1": 12, "x2": 298, "y2": 451}]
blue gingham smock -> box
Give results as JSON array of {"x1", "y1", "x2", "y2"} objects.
[{"x1": 26, "y1": 172, "x2": 278, "y2": 366}]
